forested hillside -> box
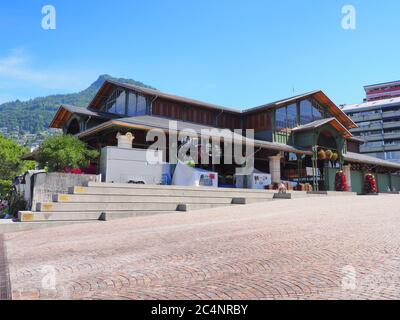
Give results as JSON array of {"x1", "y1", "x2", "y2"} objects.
[{"x1": 0, "y1": 74, "x2": 155, "y2": 134}]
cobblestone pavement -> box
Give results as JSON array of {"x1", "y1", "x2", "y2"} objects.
[{"x1": 4, "y1": 195, "x2": 400, "y2": 300}]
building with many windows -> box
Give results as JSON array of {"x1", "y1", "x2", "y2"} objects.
[
  {"x1": 342, "y1": 81, "x2": 400, "y2": 164},
  {"x1": 364, "y1": 80, "x2": 400, "y2": 102},
  {"x1": 39, "y1": 79, "x2": 400, "y2": 193}
]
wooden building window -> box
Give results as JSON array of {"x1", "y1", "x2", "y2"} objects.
[{"x1": 105, "y1": 89, "x2": 126, "y2": 115}]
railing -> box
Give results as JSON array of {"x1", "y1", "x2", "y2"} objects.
[
  {"x1": 360, "y1": 145, "x2": 385, "y2": 153},
  {"x1": 352, "y1": 113, "x2": 382, "y2": 122},
  {"x1": 383, "y1": 121, "x2": 400, "y2": 129},
  {"x1": 384, "y1": 132, "x2": 400, "y2": 140},
  {"x1": 351, "y1": 123, "x2": 383, "y2": 132},
  {"x1": 382, "y1": 110, "x2": 400, "y2": 119}
]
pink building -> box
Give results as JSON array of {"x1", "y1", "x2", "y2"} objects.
[{"x1": 365, "y1": 80, "x2": 400, "y2": 102}]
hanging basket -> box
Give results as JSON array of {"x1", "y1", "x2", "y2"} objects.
[
  {"x1": 318, "y1": 150, "x2": 326, "y2": 160},
  {"x1": 331, "y1": 152, "x2": 339, "y2": 161},
  {"x1": 325, "y1": 150, "x2": 333, "y2": 160}
]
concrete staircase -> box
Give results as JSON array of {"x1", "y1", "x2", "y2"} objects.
[{"x1": 18, "y1": 182, "x2": 357, "y2": 223}]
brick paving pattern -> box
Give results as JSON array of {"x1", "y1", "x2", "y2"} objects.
[
  {"x1": 3, "y1": 195, "x2": 400, "y2": 300},
  {"x1": 0, "y1": 234, "x2": 12, "y2": 300}
]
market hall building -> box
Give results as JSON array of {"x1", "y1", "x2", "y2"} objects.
[{"x1": 49, "y1": 79, "x2": 400, "y2": 194}]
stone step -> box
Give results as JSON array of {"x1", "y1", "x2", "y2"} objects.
[
  {"x1": 326, "y1": 191, "x2": 358, "y2": 196},
  {"x1": 69, "y1": 186, "x2": 278, "y2": 198},
  {"x1": 54, "y1": 193, "x2": 274, "y2": 203},
  {"x1": 84, "y1": 182, "x2": 311, "y2": 196},
  {"x1": 100, "y1": 211, "x2": 177, "y2": 221},
  {"x1": 18, "y1": 210, "x2": 176, "y2": 222},
  {"x1": 0, "y1": 219, "x2": 97, "y2": 233},
  {"x1": 83, "y1": 182, "x2": 359, "y2": 197},
  {"x1": 85, "y1": 181, "x2": 275, "y2": 193},
  {"x1": 36, "y1": 202, "x2": 233, "y2": 212},
  {"x1": 19, "y1": 211, "x2": 102, "y2": 222}
]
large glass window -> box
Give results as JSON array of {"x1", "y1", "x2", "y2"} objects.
[
  {"x1": 127, "y1": 93, "x2": 137, "y2": 116},
  {"x1": 312, "y1": 104, "x2": 323, "y2": 121},
  {"x1": 275, "y1": 107, "x2": 287, "y2": 131},
  {"x1": 300, "y1": 100, "x2": 313, "y2": 125},
  {"x1": 105, "y1": 89, "x2": 126, "y2": 115},
  {"x1": 127, "y1": 92, "x2": 147, "y2": 116},
  {"x1": 275, "y1": 99, "x2": 327, "y2": 130},
  {"x1": 137, "y1": 95, "x2": 147, "y2": 115},
  {"x1": 286, "y1": 103, "x2": 298, "y2": 128}
]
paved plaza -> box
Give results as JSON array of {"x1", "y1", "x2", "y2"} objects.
[{"x1": 2, "y1": 195, "x2": 400, "y2": 300}]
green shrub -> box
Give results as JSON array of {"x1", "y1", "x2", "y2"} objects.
[
  {"x1": 0, "y1": 179, "x2": 12, "y2": 201},
  {"x1": 35, "y1": 135, "x2": 99, "y2": 172}
]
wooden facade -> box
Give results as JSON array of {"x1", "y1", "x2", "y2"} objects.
[
  {"x1": 151, "y1": 98, "x2": 241, "y2": 130},
  {"x1": 244, "y1": 111, "x2": 272, "y2": 132}
]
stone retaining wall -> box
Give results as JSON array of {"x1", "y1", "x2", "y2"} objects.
[{"x1": 30, "y1": 173, "x2": 101, "y2": 210}]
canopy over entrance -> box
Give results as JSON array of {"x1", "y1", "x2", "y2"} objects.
[
  {"x1": 289, "y1": 118, "x2": 354, "y2": 191},
  {"x1": 291, "y1": 118, "x2": 353, "y2": 140}
]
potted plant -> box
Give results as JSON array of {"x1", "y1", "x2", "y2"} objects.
[
  {"x1": 364, "y1": 173, "x2": 378, "y2": 194},
  {"x1": 334, "y1": 171, "x2": 349, "y2": 192}
]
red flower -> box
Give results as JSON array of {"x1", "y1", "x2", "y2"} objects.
[
  {"x1": 364, "y1": 174, "x2": 378, "y2": 194},
  {"x1": 64, "y1": 167, "x2": 83, "y2": 174},
  {"x1": 334, "y1": 171, "x2": 349, "y2": 192}
]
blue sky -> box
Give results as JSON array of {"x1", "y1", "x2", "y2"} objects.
[{"x1": 0, "y1": 0, "x2": 399, "y2": 108}]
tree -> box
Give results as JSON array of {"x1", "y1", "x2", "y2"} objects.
[
  {"x1": 0, "y1": 135, "x2": 35, "y2": 181},
  {"x1": 0, "y1": 135, "x2": 34, "y2": 207},
  {"x1": 35, "y1": 135, "x2": 99, "y2": 172}
]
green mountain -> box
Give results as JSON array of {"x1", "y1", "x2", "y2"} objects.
[{"x1": 0, "y1": 75, "x2": 155, "y2": 134}]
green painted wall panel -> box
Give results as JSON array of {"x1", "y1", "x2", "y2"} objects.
[
  {"x1": 325, "y1": 167, "x2": 337, "y2": 191},
  {"x1": 351, "y1": 170, "x2": 363, "y2": 194},
  {"x1": 391, "y1": 175, "x2": 400, "y2": 191},
  {"x1": 377, "y1": 174, "x2": 390, "y2": 193}
]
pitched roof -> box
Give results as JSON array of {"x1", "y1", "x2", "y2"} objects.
[
  {"x1": 243, "y1": 91, "x2": 321, "y2": 113},
  {"x1": 50, "y1": 104, "x2": 118, "y2": 129},
  {"x1": 347, "y1": 136, "x2": 365, "y2": 144},
  {"x1": 244, "y1": 91, "x2": 357, "y2": 129},
  {"x1": 291, "y1": 118, "x2": 353, "y2": 138},
  {"x1": 88, "y1": 80, "x2": 357, "y2": 129},
  {"x1": 89, "y1": 80, "x2": 240, "y2": 114}
]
